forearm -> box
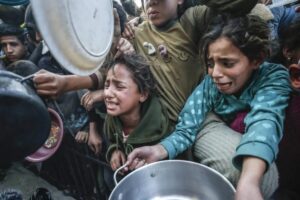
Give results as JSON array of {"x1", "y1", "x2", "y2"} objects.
[
  {"x1": 239, "y1": 157, "x2": 266, "y2": 185},
  {"x1": 235, "y1": 157, "x2": 266, "y2": 200},
  {"x1": 64, "y1": 75, "x2": 94, "y2": 92}
]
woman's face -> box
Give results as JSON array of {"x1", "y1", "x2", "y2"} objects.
[
  {"x1": 104, "y1": 63, "x2": 147, "y2": 118},
  {"x1": 207, "y1": 37, "x2": 260, "y2": 95},
  {"x1": 143, "y1": 0, "x2": 183, "y2": 27}
]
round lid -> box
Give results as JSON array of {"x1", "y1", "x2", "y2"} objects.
[{"x1": 30, "y1": 0, "x2": 114, "y2": 75}]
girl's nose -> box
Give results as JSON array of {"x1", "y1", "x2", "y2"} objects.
[
  {"x1": 211, "y1": 64, "x2": 223, "y2": 78},
  {"x1": 104, "y1": 87, "x2": 115, "y2": 98}
]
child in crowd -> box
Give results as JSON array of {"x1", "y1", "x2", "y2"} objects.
[
  {"x1": 0, "y1": 23, "x2": 28, "y2": 66},
  {"x1": 126, "y1": 15, "x2": 292, "y2": 199},
  {"x1": 97, "y1": 53, "x2": 171, "y2": 170}
]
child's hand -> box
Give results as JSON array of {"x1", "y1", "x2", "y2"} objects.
[
  {"x1": 114, "y1": 38, "x2": 135, "y2": 59},
  {"x1": 110, "y1": 150, "x2": 126, "y2": 171},
  {"x1": 75, "y1": 131, "x2": 89, "y2": 143},
  {"x1": 122, "y1": 17, "x2": 139, "y2": 40},
  {"x1": 125, "y1": 144, "x2": 168, "y2": 171},
  {"x1": 81, "y1": 90, "x2": 104, "y2": 111},
  {"x1": 88, "y1": 122, "x2": 103, "y2": 155}
]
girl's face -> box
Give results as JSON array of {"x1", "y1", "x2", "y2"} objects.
[
  {"x1": 104, "y1": 63, "x2": 147, "y2": 118},
  {"x1": 207, "y1": 37, "x2": 260, "y2": 95},
  {"x1": 143, "y1": 0, "x2": 183, "y2": 27}
]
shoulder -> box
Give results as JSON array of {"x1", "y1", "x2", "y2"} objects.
[
  {"x1": 253, "y1": 62, "x2": 291, "y2": 92},
  {"x1": 259, "y1": 62, "x2": 289, "y2": 78}
]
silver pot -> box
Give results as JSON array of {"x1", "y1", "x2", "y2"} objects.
[{"x1": 109, "y1": 160, "x2": 235, "y2": 200}]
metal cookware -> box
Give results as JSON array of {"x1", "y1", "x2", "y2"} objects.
[
  {"x1": 30, "y1": 0, "x2": 114, "y2": 75},
  {"x1": 109, "y1": 160, "x2": 235, "y2": 200},
  {"x1": 25, "y1": 108, "x2": 64, "y2": 163},
  {"x1": 0, "y1": 71, "x2": 50, "y2": 165}
]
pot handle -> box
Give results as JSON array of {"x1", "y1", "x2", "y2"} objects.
[
  {"x1": 20, "y1": 74, "x2": 35, "y2": 83},
  {"x1": 113, "y1": 164, "x2": 128, "y2": 185}
]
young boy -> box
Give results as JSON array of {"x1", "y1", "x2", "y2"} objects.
[{"x1": 0, "y1": 23, "x2": 28, "y2": 66}]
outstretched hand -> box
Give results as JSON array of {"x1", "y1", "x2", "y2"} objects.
[
  {"x1": 124, "y1": 144, "x2": 168, "y2": 171},
  {"x1": 33, "y1": 69, "x2": 67, "y2": 98}
]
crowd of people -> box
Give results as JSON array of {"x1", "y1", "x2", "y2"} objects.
[{"x1": 0, "y1": 0, "x2": 300, "y2": 199}]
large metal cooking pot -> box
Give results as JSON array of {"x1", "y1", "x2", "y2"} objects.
[
  {"x1": 109, "y1": 160, "x2": 235, "y2": 200},
  {"x1": 0, "y1": 71, "x2": 51, "y2": 165},
  {"x1": 30, "y1": 0, "x2": 114, "y2": 75}
]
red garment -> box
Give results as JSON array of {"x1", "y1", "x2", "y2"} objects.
[
  {"x1": 276, "y1": 94, "x2": 300, "y2": 194},
  {"x1": 229, "y1": 111, "x2": 248, "y2": 134},
  {"x1": 230, "y1": 94, "x2": 300, "y2": 197}
]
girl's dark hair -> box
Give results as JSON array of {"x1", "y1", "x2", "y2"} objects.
[
  {"x1": 108, "y1": 54, "x2": 157, "y2": 95},
  {"x1": 280, "y1": 19, "x2": 300, "y2": 51},
  {"x1": 201, "y1": 15, "x2": 271, "y2": 66},
  {"x1": 272, "y1": 19, "x2": 300, "y2": 65}
]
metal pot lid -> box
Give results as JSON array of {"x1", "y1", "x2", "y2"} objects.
[{"x1": 30, "y1": 0, "x2": 114, "y2": 75}]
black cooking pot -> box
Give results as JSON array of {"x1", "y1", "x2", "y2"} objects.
[{"x1": 0, "y1": 71, "x2": 50, "y2": 165}]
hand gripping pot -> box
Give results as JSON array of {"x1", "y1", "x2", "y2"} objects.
[
  {"x1": 0, "y1": 71, "x2": 50, "y2": 165},
  {"x1": 109, "y1": 160, "x2": 236, "y2": 200},
  {"x1": 30, "y1": 0, "x2": 114, "y2": 76}
]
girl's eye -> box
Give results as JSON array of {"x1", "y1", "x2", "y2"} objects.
[
  {"x1": 207, "y1": 60, "x2": 214, "y2": 68},
  {"x1": 116, "y1": 85, "x2": 125, "y2": 89},
  {"x1": 223, "y1": 61, "x2": 235, "y2": 68}
]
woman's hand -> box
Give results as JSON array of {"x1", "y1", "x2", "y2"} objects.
[
  {"x1": 110, "y1": 150, "x2": 126, "y2": 171},
  {"x1": 235, "y1": 157, "x2": 266, "y2": 200},
  {"x1": 125, "y1": 144, "x2": 168, "y2": 171}
]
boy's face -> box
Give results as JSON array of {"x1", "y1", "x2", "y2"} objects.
[
  {"x1": 0, "y1": 35, "x2": 27, "y2": 63},
  {"x1": 104, "y1": 63, "x2": 147, "y2": 118},
  {"x1": 207, "y1": 37, "x2": 260, "y2": 95},
  {"x1": 143, "y1": 0, "x2": 183, "y2": 27}
]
